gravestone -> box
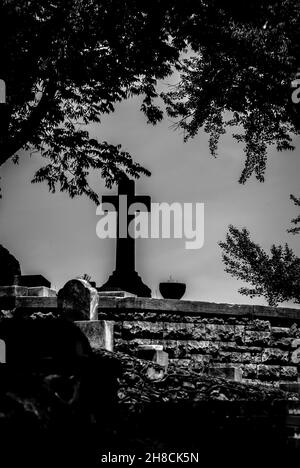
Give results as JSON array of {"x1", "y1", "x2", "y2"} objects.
[
  {"x1": 58, "y1": 278, "x2": 99, "y2": 321},
  {"x1": 0, "y1": 244, "x2": 21, "y2": 286}
]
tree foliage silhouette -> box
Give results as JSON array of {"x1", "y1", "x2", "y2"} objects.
[
  {"x1": 1, "y1": 0, "x2": 299, "y2": 201},
  {"x1": 219, "y1": 194, "x2": 300, "y2": 306}
]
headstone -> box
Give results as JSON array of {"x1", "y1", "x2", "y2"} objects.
[
  {"x1": 99, "y1": 176, "x2": 152, "y2": 297},
  {"x1": 0, "y1": 245, "x2": 21, "y2": 286},
  {"x1": 58, "y1": 278, "x2": 99, "y2": 321}
]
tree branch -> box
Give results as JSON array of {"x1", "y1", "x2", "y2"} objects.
[{"x1": 0, "y1": 80, "x2": 57, "y2": 166}]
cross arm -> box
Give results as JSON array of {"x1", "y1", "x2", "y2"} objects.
[
  {"x1": 133, "y1": 195, "x2": 151, "y2": 212},
  {"x1": 101, "y1": 195, "x2": 119, "y2": 211}
]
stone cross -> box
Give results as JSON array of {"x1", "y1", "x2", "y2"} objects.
[{"x1": 99, "y1": 176, "x2": 152, "y2": 297}]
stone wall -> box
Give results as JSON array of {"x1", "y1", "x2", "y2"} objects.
[
  {"x1": 2, "y1": 287, "x2": 300, "y2": 387},
  {"x1": 98, "y1": 297, "x2": 300, "y2": 386}
]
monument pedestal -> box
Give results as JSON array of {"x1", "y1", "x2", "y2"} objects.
[{"x1": 98, "y1": 270, "x2": 151, "y2": 298}]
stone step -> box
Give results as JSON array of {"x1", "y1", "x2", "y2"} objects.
[
  {"x1": 97, "y1": 290, "x2": 136, "y2": 298},
  {"x1": 0, "y1": 296, "x2": 57, "y2": 310},
  {"x1": 0, "y1": 286, "x2": 56, "y2": 298}
]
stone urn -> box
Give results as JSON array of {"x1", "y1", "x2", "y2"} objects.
[{"x1": 159, "y1": 281, "x2": 186, "y2": 300}]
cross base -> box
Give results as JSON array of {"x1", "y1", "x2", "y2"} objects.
[{"x1": 98, "y1": 270, "x2": 151, "y2": 297}]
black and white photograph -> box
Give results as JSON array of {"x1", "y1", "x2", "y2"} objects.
[{"x1": 0, "y1": 1, "x2": 300, "y2": 466}]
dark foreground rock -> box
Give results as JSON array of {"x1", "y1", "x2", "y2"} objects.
[
  {"x1": 96, "y1": 350, "x2": 300, "y2": 465},
  {"x1": 0, "y1": 333, "x2": 298, "y2": 466},
  {"x1": 106, "y1": 349, "x2": 292, "y2": 407}
]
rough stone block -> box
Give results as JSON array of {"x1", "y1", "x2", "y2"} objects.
[
  {"x1": 261, "y1": 348, "x2": 289, "y2": 364},
  {"x1": 242, "y1": 364, "x2": 257, "y2": 379},
  {"x1": 291, "y1": 347, "x2": 300, "y2": 364},
  {"x1": 271, "y1": 327, "x2": 291, "y2": 338},
  {"x1": 271, "y1": 336, "x2": 294, "y2": 350},
  {"x1": 234, "y1": 325, "x2": 245, "y2": 343},
  {"x1": 191, "y1": 354, "x2": 211, "y2": 364},
  {"x1": 122, "y1": 321, "x2": 164, "y2": 339},
  {"x1": 75, "y1": 320, "x2": 113, "y2": 351},
  {"x1": 244, "y1": 331, "x2": 271, "y2": 347},
  {"x1": 216, "y1": 351, "x2": 243, "y2": 363},
  {"x1": 188, "y1": 324, "x2": 206, "y2": 340},
  {"x1": 0, "y1": 286, "x2": 28, "y2": 297},
  {"x1": 0, "y1": 285, "x2": 56, "y2": 298},
  {"x1": 138, "y1": 344, "x2": 163, "y2": 351},
  {"x1": 163, "y1": 322, "x2": 195, "y2": 340},
  {"x1": 162, "y1": 340, "x2": 181, "y2": 359},
  {"x1": 208, "y1": 365, "x2": 242, "y2": 382},
  {"x1": 179, "y1": 315, "x2": 196, "y2": 323},
  {"x1": 58, "y1": 278, "x2": 99, "y2": 321},
  {"x1": 280, "y1": 366, "x2": 298, "y2": 381},
  {"x1": 205, "y1": 324, "x2": 235, "y2": 341},
  {"x1": 26, "y1": 287, "x2": 57, "y2": 297},
  {"x1": 290, "y1": 323, "x2": 300, "y2": 338},
  {"x1": 0, "y1": 295, "x2": 57, "y2": 312},
  {"x1": 241, "y1": 379, "x2": 261, "y2": 386},
  {"x1": 184, "y1": 340, "x2": 218, "y2": 356},
  {"x1": 292, "y1": 338, "x2": 300, "y2": 348},
  {"x1": 169, "y1": 359, "x2": 191, "y2": 368},
  {"x1": 246, "y1": 319, "x2": 271, "y2": 332},
  {"x1": 220, "y1": 343, "x2": 263, "y2": 354},
  {"x1": 113, "y1": 321, "x2": 123, "y2": 338},
  {"x1": 257, "y1": 365, "x2": 280, "y2": 381}
]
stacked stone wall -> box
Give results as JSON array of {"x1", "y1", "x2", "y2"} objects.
[{"x1": 98, "y1": 298, "x2": 300, "y2": 386}]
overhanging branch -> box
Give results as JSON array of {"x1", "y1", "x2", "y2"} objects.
[{"x1": 0, "y1": 80, "x2": 57, "y2": 166}]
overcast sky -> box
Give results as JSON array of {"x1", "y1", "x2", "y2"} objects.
[{"x1": 0, "y1": 94, "x2": 300, "y2": 307}]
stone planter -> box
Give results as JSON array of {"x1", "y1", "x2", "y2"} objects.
[{"x1": 159, "y1": 282, "x2": 186, "y2": 300}]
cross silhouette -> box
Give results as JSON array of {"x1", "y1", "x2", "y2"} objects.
[{"x1": 99, "y1": 176, "x2": 152, "y2": 297}]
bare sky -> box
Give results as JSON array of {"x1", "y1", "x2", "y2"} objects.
[{"x1": 1, "y1": 95, "x2": 300, "y2": 307}]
